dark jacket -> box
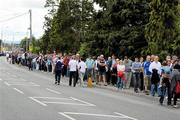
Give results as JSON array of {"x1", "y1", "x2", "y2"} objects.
[
  {"x1": 55, "y1": 60, "x2": 63, "y2": 72},
  {"x1": 171, "y1": 69, "x2": 180, "y2": 92},
  {"x1": 151, "y1": 69, "x2": 160, "y2": 84}
]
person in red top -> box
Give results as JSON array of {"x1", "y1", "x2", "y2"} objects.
[{"x1": 62, "y1": 54, "x2": 70, "y2": 77}]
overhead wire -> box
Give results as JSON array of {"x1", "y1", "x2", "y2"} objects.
[{"x1": 0, "y1": 12, "x2": 28, "y2": 23}]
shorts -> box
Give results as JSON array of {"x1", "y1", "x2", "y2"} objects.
[
  {"x1": 99, "y1": 71, "x2": 106, "y2": 76},
  {"x1": 144, "y1": 75, "x2": 151, "y2": 87}
]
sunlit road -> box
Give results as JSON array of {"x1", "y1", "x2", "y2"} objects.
[{"x1": 0, "y1": 57, "x2": 179, "y2": 120}]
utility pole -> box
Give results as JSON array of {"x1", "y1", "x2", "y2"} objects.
[{"x1": 29, "y1": 9, "x2": 32, "y2": 52}]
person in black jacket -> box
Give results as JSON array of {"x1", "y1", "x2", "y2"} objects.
[{"x1": 54, "y1": 57, "x2": 63, "y2": 85}]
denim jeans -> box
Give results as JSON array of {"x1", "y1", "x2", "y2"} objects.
[
  {"x1": 117, "y1": 77, "x2": 123, "y2": 89},
  {"x1": 151, "y1": 83, "x2": 161, "y2": 96},
  {"x1": 133, "y1": 72, "x2": 140, "y2": 91},
  {"x1": 55, "y1": 70, "x2": 61, "y2": 84}
]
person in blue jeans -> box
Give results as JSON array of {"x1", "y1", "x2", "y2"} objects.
[
  {"x1": 159, "y1": 61, "x2": 171, "y2": 105},
  {"x1": 116, "y1": 59, "x2": 125, "y2": 90},
  {"x1": 132, "y1": 57, "x2": 142, "y2": 93},
  {"x1": 149, "y1": 56, "x2": 161, "y2": 96}
]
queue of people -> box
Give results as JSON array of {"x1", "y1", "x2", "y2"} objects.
[{"x1": 6, "y1": 51, "x2": 180, "y2": 108}]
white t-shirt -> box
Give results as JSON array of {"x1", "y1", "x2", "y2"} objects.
[
  {"x1": 149, "y1": 61, "x2": 161, "y2": 74},
  {"x1": 69, "y1": 59, "x2": 78, "y2": 72},
  {"x1": 78, "y1": 61, "x2": 87, "y2": 73},
  {"x1": 117, "y1": 64, "x2": 125, "y2": 72}
]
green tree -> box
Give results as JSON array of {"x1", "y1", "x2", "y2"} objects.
[
  {"x1": 89, "y1": 0, "x2": 149, "y2": 57},
  {"x1": 20, "y1": 37, "x2": 28, "y2": 51},
  {"x1": 43, "y1": 0, "x2": 94, "y2": 54},
  {"x1": 145, "y1": 0, "x2": 179, "y2": 55}
]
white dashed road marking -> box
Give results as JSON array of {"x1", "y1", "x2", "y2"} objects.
[
  {"x1": 114, "y1": 112, "x2": 138, "y2": 120},
  {"x1": 4, "y1": 81, "x2": 10, "y2": 86},
  {"x1": 13, "y1": 88, "x2": 24, "y2": 94},
  {"x1": 3, "y1": 81, "x2": 40, "y2": 87},
  {"x1": 59, "y1": 112, "x2": 76, "y2": 120},
  {"x1": 46, "y1": 88, "x2": 61, "y2": 94},
  {"x1": 70, "y1": 97, "x2": 96, "y2": 107},
  {"x1": 29, "y1": 97, "x2": 47, "y2": 106}
]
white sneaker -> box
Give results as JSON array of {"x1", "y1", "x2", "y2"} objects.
[{"x1": 173, "y1": 105, "x2": 178, "y2": 108}]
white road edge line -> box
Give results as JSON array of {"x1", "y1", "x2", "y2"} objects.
[
  {"x1": 29, "y1": 97, "x2": 47, "y2": 106},
  {"x1": 59, "y1": 112, "x2": 76, "y2": 120},
  {"x1": 46, "y1": 88, "x2": 61, "y2": 94},
  {"x1": 13, "y1": 88, "x2": 24, "y2": 94},
  {"x1": 114, "y1": 112, "x2": 138, "y2": 120},
  {"x1": 70, "y1": 97, "x2": 96, "y2": 106},
  {"x1": 61, "y1": 112, "x2": 125, "y2": 118},
  {"x1": 4, "y1": 81, "x2": 10, "y2": 86}
]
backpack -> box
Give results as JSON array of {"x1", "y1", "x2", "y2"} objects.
[{"x1": 55, "y1": 61, "x2": 63, "y2": 71}]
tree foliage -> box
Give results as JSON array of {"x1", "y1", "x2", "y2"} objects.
[
  {"x1": 145, "y1": 0, "x2": 179, "y2": 55},
  {"x1": 36, "y1": 0, "x2": 180, "y2": 57}
]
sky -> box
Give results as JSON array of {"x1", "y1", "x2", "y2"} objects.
[
  {"x1": 0, "y1": 0, "x2": 100, "y2": 44},
  {"x1": 0, "y1": 0, "x2": 47, "y2": 44}
]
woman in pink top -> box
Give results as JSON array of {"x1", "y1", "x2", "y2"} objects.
[{"x1": 117, "y1": 59, "x2": 125, "y2": 90}]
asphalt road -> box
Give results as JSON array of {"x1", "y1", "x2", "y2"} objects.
[{"x1": 0, "y1": 57, "x2": 179, "y2": 120}]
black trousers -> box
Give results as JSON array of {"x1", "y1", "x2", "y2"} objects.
[
  {"x1": 62, "y1": 65, "x2": 67, "y2": 77},
  {"x1": 55, "y1": 70, "x2": 61, "y2": 83},
  {"x1": 69, "y1": 71, "x2": 77, "y2": 87},
  {"x1": 159, "y1": 81, "x2": 171, "y2": 105},
  {"x1": 174, "y1": 92, "x2": 180, "y2": 105}
]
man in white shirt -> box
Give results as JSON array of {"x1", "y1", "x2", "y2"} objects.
[
  {"x1": 68, "y1": 55, "x2": 78, "y2": 87},
  {"x1": 78, "y1": 58, "x2": 87, "y2": 87},
  {"x1": 149, "y1": 56, "x2": 161, "y2": 96}
]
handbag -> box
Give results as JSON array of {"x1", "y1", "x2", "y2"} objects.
[{"x1": 176, "y1": 82, "x2": 180, "y2": 93}]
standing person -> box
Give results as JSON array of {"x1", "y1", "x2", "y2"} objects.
[
  {"x1": 52, "y1": 51, "x2": 57, "y2": 73},
  {"x1": 85, "y1": 56, "x2": 94, "y2": 80},
  {"x1": 6, "y1": 52, "x2": 9, "y2": 62},
  {"x1": 140, "y1": 57, "x2": 144, "y2": 91},
  {"x1": 27, "y1": 53, "x2": 33, "y2": 71},
  {"x1": 124, "y1": 56, "x2": 132, "y2": 89},
  {"x1": 149, "y1": 56, "x2": 161, "y2": 96},
  {"x1": 75, "y1": 53, "x2": 81, "y2": 83},
  {"x1": 98, "y1": 55, "x2": 107, "y2": 86},
  {"x1": 171, "y1": 63, "x2": 180, "y2": 108},
  {"x1": 111, "y1": 55, "x2": 117, "y2": 86},
  {"x1": 68, "y1": 55, "x2": 78, "y2": 87},
  {"x1": 62, "y1": 54, "x2": 70, "y2": 77},
  {"x1": 54, "y1": 57, "x2": 63, "y2": 85},
  {"x1": 78, "y1": 57, "x2": 87, "y2": 87},
  {"x1": 132, "y1": 57, "x2": 142, "y2": 93},
  {"x1": 47, "y1": 55, "x2": 52, "y2": 72},
  {"x1": 159, "y1": 61, "x2": 172, "y2": 105},
  {"x1": 143, "y1": 55, "x2": 151, "y2": 95},
  {"x1": 94, "y1": 56, "x2": 100, "y2": 84},
  {"x1": 117, "y1": 59, "x2": 125, "y2": 90},
  {"x1": 106, "y1": 57, "x2": 112, "y2": 85}
]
